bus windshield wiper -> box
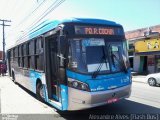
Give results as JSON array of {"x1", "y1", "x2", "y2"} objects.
[
  {"x1": 92, "y1": 56, "x2": 104, "y2": 79},
  {"x1": 92, "y1": 46, "x2": 107, "y2": 79}
]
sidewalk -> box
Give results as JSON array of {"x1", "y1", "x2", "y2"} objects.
[{"x1": 0, "y1": 76, "x2": 56, "y2": 114}]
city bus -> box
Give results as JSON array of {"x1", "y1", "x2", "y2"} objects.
[{"x1": 7, "y1": 18, "x2": 132, "y2": 111}]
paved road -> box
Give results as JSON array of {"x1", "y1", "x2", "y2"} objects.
[{"x1": 0, "y1": 76, "x2": 160, "y2": 120}]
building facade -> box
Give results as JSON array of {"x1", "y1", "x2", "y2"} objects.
[{"x1": 125, "y1": 25, "x2": 160, "y2": 74}]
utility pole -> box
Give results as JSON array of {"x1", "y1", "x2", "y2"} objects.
[{"x1": 0, "y1": 19, "x2": 11, "y2": 62}]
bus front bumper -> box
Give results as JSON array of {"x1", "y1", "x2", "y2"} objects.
[{"x1": 67, "y1": 84, "x2": 131, "y2": 111}]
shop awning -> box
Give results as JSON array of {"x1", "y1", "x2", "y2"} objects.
[{"x1": 135, "y1": 51, "x2": 160, "y2": 56}]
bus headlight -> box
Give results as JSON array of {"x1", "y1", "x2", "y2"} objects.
[
  {"x1": 68, "y1": 78, "x2": 90, "y2": 92},
  {"x1": 72, "y1": 81, "x2": 78, "y2": 88}
]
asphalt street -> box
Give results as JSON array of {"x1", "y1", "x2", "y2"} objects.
[{"x1": 0, "y1": 76, "x2": 160, "y2": 120}]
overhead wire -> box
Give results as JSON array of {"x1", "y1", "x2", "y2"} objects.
[
  {"x1": 9, "y1": 0, "x2": 23, "y2": 20},
  {"x1": 13, "y1": 0, "x2": 46, "y2": 29},
  {"x1": 5, "y1": 0, "x2": 46, "y2": 40},
  {"x1": 6, "y1": 0, "x2": 66, "y2": 42},
  {"x1": 27, "y1": 0, "x2": 65, "y2": 30},
  {"x1": 19, "y1": 0, "x2": 66, "y2": 38}
]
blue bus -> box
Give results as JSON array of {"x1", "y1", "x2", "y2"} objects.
[{"x1": 7, "y1": 18, "x2": 132, "y2": 111}]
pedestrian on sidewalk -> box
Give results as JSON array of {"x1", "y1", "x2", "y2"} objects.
[
  {"x1": 0, "y1": 62, "x2": 7, "y2": 76},
  {"x1": 0, "y1": 62, "x2": 2, "y2": 76}
]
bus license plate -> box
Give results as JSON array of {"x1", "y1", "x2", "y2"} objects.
[{"x1": 107, "y1": 98, "x2": 118, "y2": 104}]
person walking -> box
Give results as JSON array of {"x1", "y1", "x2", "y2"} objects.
[
  {"x1": 0, "y1": 63, "x2": 2, "y2": 76},
  {"x1": 1, "y1": 63, "x2": 7, "y2": 76}
]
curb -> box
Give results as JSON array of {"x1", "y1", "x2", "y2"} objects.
[
  {"x1": 132, "y1": 76, "x2": 146, "y2": 78},
  {"x1": 132, "y1": 80, "x2": 147, "y2": 84},
  {"x1": 132, "y1": 75, "x2": 147, "y2": 84}
]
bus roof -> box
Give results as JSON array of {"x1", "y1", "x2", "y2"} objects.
[{"x1": 16, "y1": 18, "x2": 122, "y2": 45}]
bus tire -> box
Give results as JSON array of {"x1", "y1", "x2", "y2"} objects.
[
  {"x1": 12, "y1": 71, "x2": 16, "y2": 83},
  {"x1": 36, "y1": 82, "x2": 44, "y2": 102}
]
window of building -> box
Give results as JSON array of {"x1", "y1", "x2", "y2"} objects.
[{"x1": 129, "y1": 44, "x2": 134, "y2": 50}]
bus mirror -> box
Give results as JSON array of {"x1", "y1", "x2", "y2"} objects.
[{"x1": 59, "y1": 35, "x2": 67, "y2": 55}]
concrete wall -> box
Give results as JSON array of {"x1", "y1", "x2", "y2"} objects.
[
  {"x1": 133, "y1": 56, "x2": 140, "y2": 72},
  {"x1": 147, "y1": 55, "x2": 155, "y2": 73},
  {"x1": 148, "y1": 66, "x2": 155, "y2": 73},
  {"x1": 125, "y1": 24, "x2": 160, "y2": 39},
  {"x1": 125, "y1": 24, "x2": 160, "y2": 74}
]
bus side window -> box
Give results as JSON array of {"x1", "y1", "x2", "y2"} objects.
[
  {"x1": 19, "y1": 45, "x2": 23, "y2": 68},
  {"x1": 13, "y1": 48, "x2": 15, "y2": 62},
  {"x1": 18, "y1": 46, "x2": 21, "y2": 67},
  {"x1": 28, "y1": 42, "x2": 31, "y2": 69},
  {"x1": 29, "y1": 40, "x2": 35, "y2": 69},
  {"x1": 35, "y1": 39, "x2": 38, "y2": 70},
  {"x1": 39, "y1": 39, "x2": 44, "y2": 71},
  {"x1": 21, "y1": 44, "x2": 24, "y2": 68},
  {"x1": 35, "y1": 38, "x2": 44, "y2": 71},
  {"x1": 10, "y1": 49, "x2": 13, "y2": 62},
  {"x1": 40, "y1": 39, "x2": 43, "y2": 48},
  {"x1": 23, "y1": 44, "x2": 28, "y2": 68},
  {"x1": 15, "y1": 46, "x2": 19, "y2": 67}
]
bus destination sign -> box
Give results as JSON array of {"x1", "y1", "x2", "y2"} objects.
[{"x1": 75, "y1": 26, "x2": 122, "y2": 35}]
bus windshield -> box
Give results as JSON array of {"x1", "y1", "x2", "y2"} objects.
[{"x1": 68, "y1": 38, "x2": 128, "y2": 74}]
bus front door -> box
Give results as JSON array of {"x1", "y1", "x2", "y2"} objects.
[{"x1": 45, "y1": 36, "x2": 60, "y2": 101}]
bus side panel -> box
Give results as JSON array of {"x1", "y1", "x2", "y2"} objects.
[
  {"x1": 13, "y1": 68, "x2": 49, "y2": 102},
  {"x1": 13, "y1": 68, "x2": 32, "y2": 92},
  {"x1": 29, "y1": 70, "x2": 45, "y2": 93},
  {"x1": 29, "y1": 70, "x2": 49, "y2": 102}
]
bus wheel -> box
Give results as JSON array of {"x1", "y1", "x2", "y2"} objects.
[
  {"x1": 36, "y1": 82, "x2": 44, "y2": 102},
  {"x1": 12, "y1": 72, "x2": 16, "y2": 83}
]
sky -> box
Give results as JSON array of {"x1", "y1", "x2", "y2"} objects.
[{"x1": 0, "y1": 0, "x2": 160, "y2": 50}]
